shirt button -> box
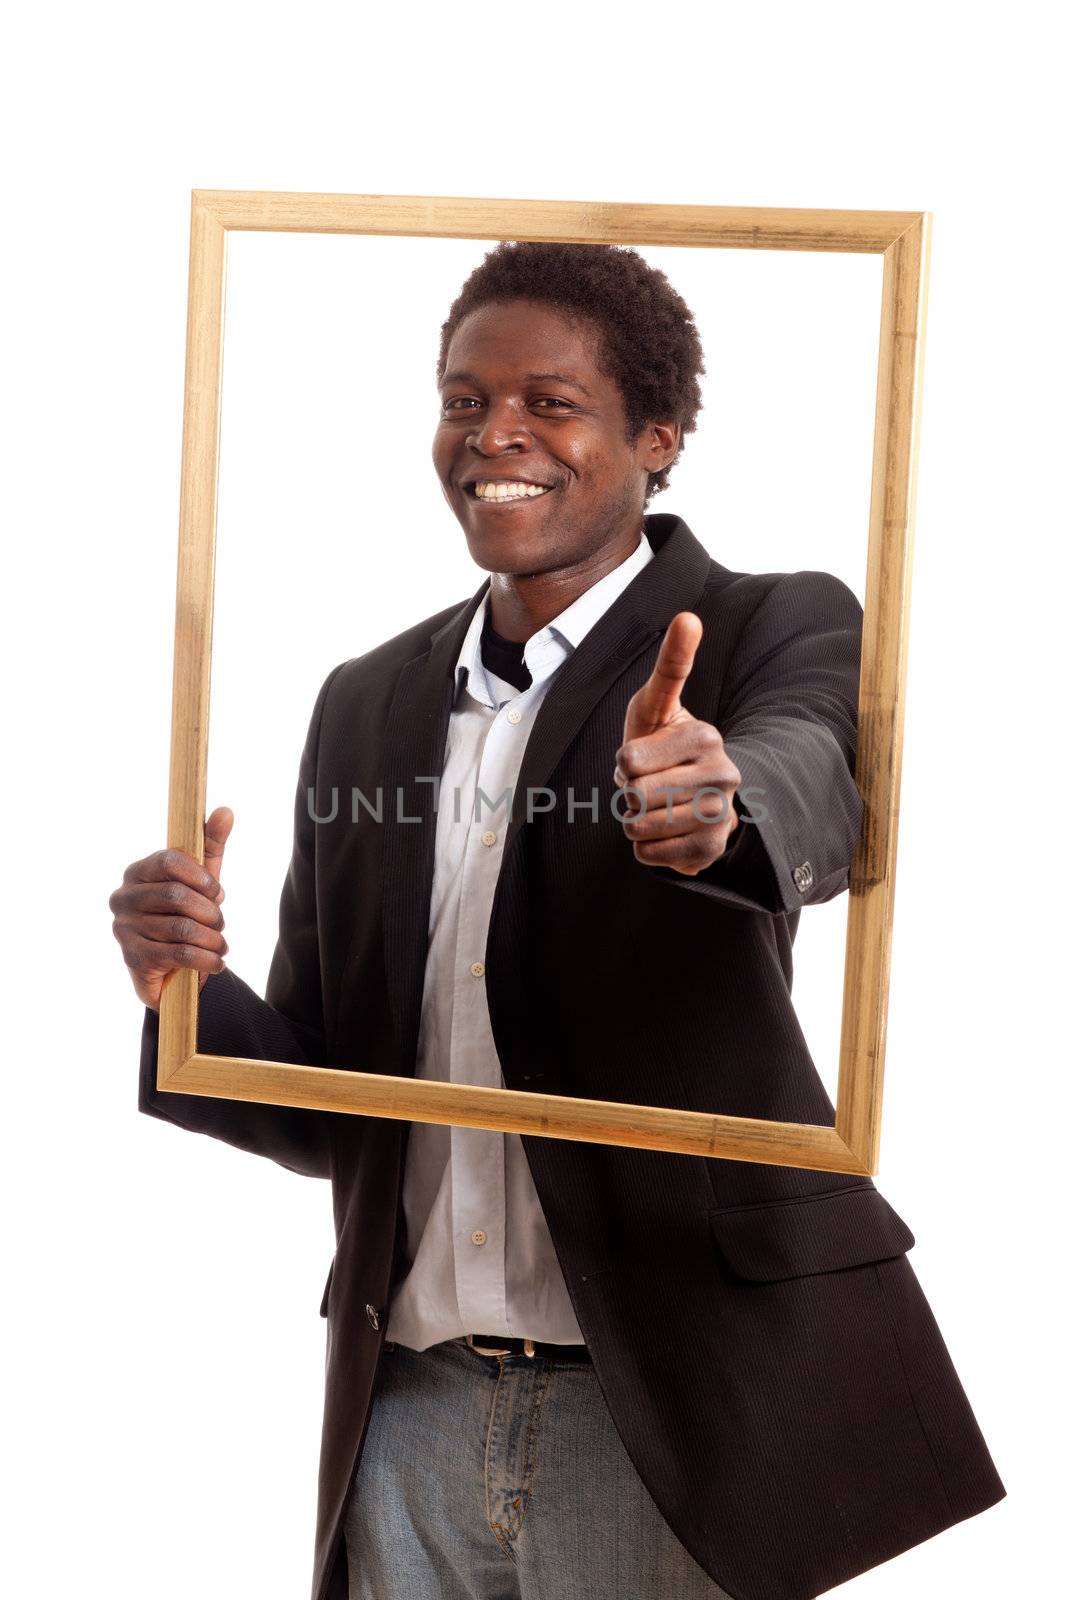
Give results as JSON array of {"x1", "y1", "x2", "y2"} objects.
[
  {"x1": 365, "y1": 1304, "x2": 380, "y2": 1330},
  {"x1": 481, "y1": 830, "x2": 497, "y2": 847},
  {"x1": 507, "y1": 708, "x2": 522, "y2": 724},
  {"x1": 471, "y1": 1230, "x2": 487, "y2": 1246},
  {"x1": 469, "y1": 961, "x2": 485, "y2": 978}
]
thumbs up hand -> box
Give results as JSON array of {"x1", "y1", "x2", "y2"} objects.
[{"x1": 614, "y1": 613, "x2": 742, "y2": 877}]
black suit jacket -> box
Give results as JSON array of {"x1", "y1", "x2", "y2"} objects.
[{"x1": 139, "y1": 513, "x2": 1005, "y2": 1600}]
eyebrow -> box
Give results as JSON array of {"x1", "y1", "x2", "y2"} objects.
[{"x1": 440, "y1": 369, "x2": 594, "y2": 398}]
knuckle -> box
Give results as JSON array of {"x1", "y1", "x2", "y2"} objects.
[
  {"x1": 695, "y1": 788, "x2": 725, "y2": 820},
  {"x1": 160, "y1": 848, "x2": 190, "y2": 878},
  {"x1": 688, "y1": 839, "x2": 715, "y2": 869},
  {"x1": 172, "y1": 917, "x2": 194, "y2": 945}
]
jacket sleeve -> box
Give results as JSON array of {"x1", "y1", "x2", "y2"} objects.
[
  {"x1": 137, "y1": 662, "x2": 346, "y2": 1178},
  {"x1": 653, "y1": 569, "x2": 865, "y2": 915}
]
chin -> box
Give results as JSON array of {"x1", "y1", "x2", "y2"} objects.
[{"x1": 461, "y1": 526, "x2": 546, "y2": 575}]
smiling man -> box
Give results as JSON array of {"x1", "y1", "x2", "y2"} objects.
[
  {"x1": 113, "y1": 241, "x2": 1004, "y2": 1600},
  {"x1": 436, "y1": 295, "x2": 674, "y2": 642}
]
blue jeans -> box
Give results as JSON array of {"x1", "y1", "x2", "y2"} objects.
[{"x1": 343, "y1": 1336, "x2": 734, "y2": 1599}]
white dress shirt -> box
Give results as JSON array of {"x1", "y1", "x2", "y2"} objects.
[{"x1": 385, "y1": 529, "x2": 656, "y2": 1351}]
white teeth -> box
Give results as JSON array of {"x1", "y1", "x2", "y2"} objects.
[{"x1": 474, "y1": 480, "x2": 550, "y2": 500}]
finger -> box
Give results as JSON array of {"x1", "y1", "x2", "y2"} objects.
[
  {"x1": 126, "y1": 913, "x2": 229, "y2": 955},
  {"x1": 625, "y1": 612, "x2": 703, "y2": 740},
  {"x1": 630, "y1": 832, "x2": 720, "y2": 874},
  {"x1": 621, "y1": 795, "x2": 734, "y2": 843},
  {"x1": 124, "y1": 847, "x2": 222, "y2": 901},
  {"x1": 126, "y1": 935, "x2": 227, "y2": 977},
  {"x1": 615, "y1": 723, "x2": 729, "y2": 785},
  {"x1": 618, "y1": 773, "x2": 737, "y2": 819},
  {"x1": 202, "y1": 806, "x2": 234, "y2": 884},
  {"x1": 113, "y1": 879, "x2": 225, "y2": 928}
]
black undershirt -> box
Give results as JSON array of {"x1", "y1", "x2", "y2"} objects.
[{"x1": 480, "y1": 613, "x2": 532, "y2": 692}]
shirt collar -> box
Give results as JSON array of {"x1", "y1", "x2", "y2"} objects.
[{"x1": 453, "y1": 527, "x2": 655, "y2": 708}]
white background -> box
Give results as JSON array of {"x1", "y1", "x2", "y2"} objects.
[
  {"x1": 3, "y1": 4, "x2": 1062, "y2": 1596},
  {"x1": 213, "y1": 229, "x2": 881, "y2": 1083}
]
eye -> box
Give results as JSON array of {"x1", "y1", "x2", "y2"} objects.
[
  {"x1": 532, "y1": 397, "x2": 573, "y2": 410},
  {"x1": 442, "y1": 396, "x2": 481, "y2": 413}
]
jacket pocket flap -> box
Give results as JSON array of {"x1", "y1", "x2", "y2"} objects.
[{"x1": 710, "y1": 1186, "x2": 915, "y2": 1282}]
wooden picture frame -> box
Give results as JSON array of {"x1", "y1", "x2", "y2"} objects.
[{"x1": 158, "y1": 190, "x2": 931, "y2": 1177}]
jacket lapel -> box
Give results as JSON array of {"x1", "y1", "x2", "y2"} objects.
[
  {"x1": 378, "y1": 583, "x2": 487, "y2": 1073},
  {"x1": 377, "y1": 514, "x2": 713, "y2": 1071},
  {"x1": 499, "y1": 513, "x2": 712, "y2": 875}
]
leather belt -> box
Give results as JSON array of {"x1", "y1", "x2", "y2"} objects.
[{"x1": 465, "y1": 1332, "x2": 592, "y2": 1362}]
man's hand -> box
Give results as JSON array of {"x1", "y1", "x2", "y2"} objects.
[
  {"x1": 109, "y1": 806, "x2": 233, "y2": 1011},
  {"x1": 614, "y1": 613, "x2": 742, "y2": 877}
]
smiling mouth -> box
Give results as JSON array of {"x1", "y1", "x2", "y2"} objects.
[{"x1": 464, "y1": 480, "x2": 556, "y2": 505}]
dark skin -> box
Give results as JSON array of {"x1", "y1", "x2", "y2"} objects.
[
  {"x1": 434, "y1": 297, "x2": 668, "y2": 639},
  {"x1": 110, "y1": 297, "x2": 740, "y2": 1011}
]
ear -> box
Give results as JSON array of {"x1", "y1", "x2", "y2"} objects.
[{"x1": 635, "y1": 418, "x2": 681, "y2": 475}]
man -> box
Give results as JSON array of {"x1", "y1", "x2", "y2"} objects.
[{"x1": 111, "y1": 241, "x2": 1005, "y2": 1600}]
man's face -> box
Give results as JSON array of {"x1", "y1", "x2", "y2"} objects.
[{"x1": 433, "y1": 298, "x2": 665, "y2": 577}]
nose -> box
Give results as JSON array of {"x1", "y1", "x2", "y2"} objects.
[{"x1": 466, "y1": 398, "x2": 531, "y2": 457}]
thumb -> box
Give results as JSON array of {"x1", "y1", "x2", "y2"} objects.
[
  {"x1": 202, "y1": 805, "x2": 234, "y2": 897},
  {"x1": 624, "y1": 612, "x2": 703, "y2": 741}
]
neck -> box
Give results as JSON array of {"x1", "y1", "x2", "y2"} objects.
[{"x1": 487, "y1": 523, "x2": 644, "y2": 642}]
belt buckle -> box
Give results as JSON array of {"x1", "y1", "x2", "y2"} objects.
[{"x1": 465, "y1": 1334, "x2": 537, "y2": 1359}]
